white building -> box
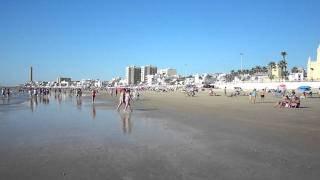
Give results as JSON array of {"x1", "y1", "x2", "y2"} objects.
[
  {"x1": 185, "y1": 76, "x2": 195, "y2": 85},
  {"x1": 250, "y1": 75, "x2": 269, "y2": 82},
  {"x1": 146, "y1": 75, "x2": 158, "y2": 86},
  {"x1": 158, "y1": 68, "x2": 177, "y2": 77},
  {"x1": 57, "y1": 77, "x2": 72, "y2": 83},
  {"x1": 194, "y1": 74, "x2": 217, "y2": 86},
  {"x1": 94, "y1": 80, "x2": 102, "y2": 88},
  {"x1": 288, "y1": 73, "x2": 304, "y2": 81}
]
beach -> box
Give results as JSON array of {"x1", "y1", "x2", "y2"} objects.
[{"x1": 0, "y1": 90, "x2": 320, "y2": 180}]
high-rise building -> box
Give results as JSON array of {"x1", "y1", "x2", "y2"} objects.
[
  {"x1": 30, "y1": 66, "x2": 33, "y2": 82},
  {"x1": 141, "y1": 65, "x2": 157, "y2": 82},
  {"x1": 57, "y1": 77, "x2": 72, "y2": 83},
  {"x1": 126, "y1": 66, "x2": 141, "y2": 85},
  {"x1": 158, "y1": 68, "x2": 177, "y2": 77}
]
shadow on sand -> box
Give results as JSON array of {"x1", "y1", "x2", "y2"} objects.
[{"x1": 133, "y1": 108, "x2": 159, "y2": 112}]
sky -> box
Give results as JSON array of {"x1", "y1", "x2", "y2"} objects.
[{"x1": 0, "y1": 0, "x2": 319, "y2": 85}]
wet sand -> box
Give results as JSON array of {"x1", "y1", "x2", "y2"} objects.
[{"x1": 0, "y1": 91, "x2": 320, "y2": 180}]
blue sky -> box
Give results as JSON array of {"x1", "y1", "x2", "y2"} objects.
[{"x1": 0, "y1": 0, "x2": 319, "y2": 85}]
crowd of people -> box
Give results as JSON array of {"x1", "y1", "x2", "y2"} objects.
[
  {"x1": 116, "y1": 88, "x2": 132, "y2": 112},
  {"x1": 1, "y1": 88, "x2": 11, "y2": 98},
  {"x1": 3, "y1": 84, "x2": 320, "y2": 112},
  {"x1": 274, "y1": 90, "x2": 301, "y2": 108}
]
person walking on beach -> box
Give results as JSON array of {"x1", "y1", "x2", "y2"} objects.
[
  {"x1": 260, "y1": 89, "x2": 266, "y2": 103},
  {"x1": 33, "y1": 89, "x2": 38, "y2": 96},
  {"x1": 251, "y1": 89, "x2": 257, "y2": 104},
  {"x1": 1, "y1": 88, "x2": 5, "y2": 97},
  {"x1": 116, "y1": 89, "x2": 125, "y2": 111},
  {"x1": 124, "y1": 89, "x2": 132, "y2": 112},
  {"x1": 6, "y1": 88, "x2": 10, "y2": 97},
  {"x1": 224, "y1": 87, "x2": 227, "y2": 96},
  {"x1": 92, "y1": 89, "x2": 97, "y2": 103}
]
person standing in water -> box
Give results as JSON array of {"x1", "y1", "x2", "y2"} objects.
[
  {"x1": 1, "y1": 88, "x2": 5, "y2": 97},
  {"x1": 6, "y1": 88, "x2": 10, "y2": 97},
  {"x1": 92, "y1": 89, "x2": 97, "y2": 103}
]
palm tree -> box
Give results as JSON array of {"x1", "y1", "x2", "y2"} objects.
[
  {"x1": 281, "y1": 51, "x2": 287, "y2": 61},
  {"x1": 291, "y1": 67, "x2": 298, "y2": 73},
  {"x1": 268, "y1": 61, "x2": 276, "y2": 68},
  {"x1": 255, "y1": 66, "x2": 262, "y2": 73},
  {"x1": 268, "y1": 61, "x2": 276, "y2": 81},
  {"x1": 269, "y1": 75, "x2": 275, "y2": 82},
  {"x1": 278, "y1": 60, "x2": 288, "y2": 80},
  {"x1": 250, "y1": 68, "x2": 256, "y2": 75},
  {"x1": 262, "y1": 66, "x2": 268, "y2": 73},
  {"x1": 280, "y1": 51, "x2": 288, "y2": 80}
]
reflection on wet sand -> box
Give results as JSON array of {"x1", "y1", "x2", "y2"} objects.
[
  {"x1": 0, "y1": 97, "x2": 10, "y2": 105},
  {"x1": 119, "y1": 112, "x2": 132, "y2": 134},
  {"x1": 91, "y1": 104, "x2": 96, "y2": 119},
  {"x1": 29, "y1": 96, "x2": 38, "y2": 112},
  {"x1": 76, "y1": 97, "x2": 82, "y2": 110},
  {"x1": 29, "y1": 95, "x2": 51, "y2": 112},
  {"x1": 25, "y1": 92, "x2": 135, "y2": 134},
  {"x1": 39, "y1": 95, "x2": 50, "y2": 104}
]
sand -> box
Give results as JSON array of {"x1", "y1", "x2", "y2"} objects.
[{"x1": 0, "y1": 90, "x2": 320, "y2": 180}]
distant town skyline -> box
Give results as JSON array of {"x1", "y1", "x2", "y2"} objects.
[{"x1": 1, "y1": 0, "x2": 320, "y2": 85}]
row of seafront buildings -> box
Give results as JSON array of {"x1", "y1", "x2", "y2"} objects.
[
  {"x1": 271, "y1": 44, "x2": 320, "y2": 82},
  {"x1": 125, "y1": 65, "x2": 178, "y2": 86},
  {"x1": 25, "y1": 76, "x2": 105, "y2": 89},
  {"x1": 219, "y1": 45, "x2": 320, "y2": 84},
  {"x1": 117, "y1": 44, "x2": 320, "y2": 88},
  {"x1": 268, "y1": 45, "x2": 320, "y2": 82},
  {"x1": 271, "y1": 44, "x2": 320, "y2": 81},
  {"x1": 23, "y1": 45, "x2": 320, "y2": 89}
]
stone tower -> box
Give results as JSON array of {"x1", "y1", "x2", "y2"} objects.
[{"x1": 30, "y1": 66, "x2": 33, "y2": 82}]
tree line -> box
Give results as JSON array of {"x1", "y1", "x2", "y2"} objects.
[{"x1": 226, "y1": 51, "x2": 302, "y2": 82}]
